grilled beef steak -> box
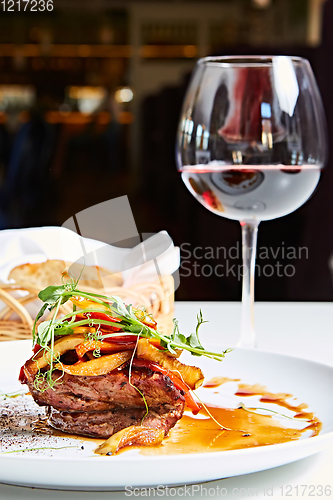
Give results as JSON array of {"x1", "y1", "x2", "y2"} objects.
[
  {"x1": 23, "y1": 365, "x2": 185, "y2": 438},
  {"x1": 47, "y1": 404, "x2": 184, "y2": 439}
]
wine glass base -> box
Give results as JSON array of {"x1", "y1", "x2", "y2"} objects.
[
  {"x1": 236, "y1": 341, "x2": 257, "y2": 349},
  {"x1": 236, "y1": 333, "x2": 257, "y2": 349}
]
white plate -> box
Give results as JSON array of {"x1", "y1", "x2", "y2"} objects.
[{"x1": 1, "y1": 340, "x2": 333, "y2": 491}]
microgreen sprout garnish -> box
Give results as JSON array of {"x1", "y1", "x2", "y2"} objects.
[
  {"x1": 190, "y1": 391, "x2": 236, "y2": 431},
  {"x1": 1, "y1": 445, "x2": 81, "y2": 454},
  {"x1": 238, "y1": 402, "x2": 311, "y2": 422},
  {"x1": 85, "y1": 328, "x2": 103, "y2": 357},
  {"x1": 32, "y1": 346, "x2": 64, "y2": 393},
  {"x1": 32, "y1": 276, "x2": 232, "y2": 392},
  {"x1": 128, "y1": 334, "x2": 149, "y2": 425},
  {"x1": 0, "y1": 389, "x2": 28, "y2": 398}
]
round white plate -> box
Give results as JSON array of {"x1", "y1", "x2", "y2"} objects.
[{"x1": 0, "y1": 340, "x2": 333, "y2": 491}]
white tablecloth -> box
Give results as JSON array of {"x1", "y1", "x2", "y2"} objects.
[{"x1": 1, "y1": 302, "x2": 332, "y2": 499}]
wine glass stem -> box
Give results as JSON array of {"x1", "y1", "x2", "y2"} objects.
[{"x1": 238, "y1": 220, "x2": 260, "y2": 349}]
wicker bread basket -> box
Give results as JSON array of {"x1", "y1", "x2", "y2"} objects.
[{"x1": 0, "y1": 276, "x2": 174, "y2": 342}]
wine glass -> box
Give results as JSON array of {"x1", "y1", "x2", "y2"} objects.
[{"x1": 176, "y1": 56, "x2": 327, "y2": 348}]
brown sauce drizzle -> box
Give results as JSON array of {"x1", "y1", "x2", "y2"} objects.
[
  {"x1": 30, "y1": 381, "x2": 322, "y2": 456},
  {"x1": 140, "y1": 380, "x2": 322, "y2": 455},
  {"x1": 235, "y1": 383, "x2": 314, "y2": 420},
  {"x1": 203, "y1": 377, "x2": 241, "y2": 388},
  {"x1": 141, "y1": 405, "x2": 320, "y2": 456}
]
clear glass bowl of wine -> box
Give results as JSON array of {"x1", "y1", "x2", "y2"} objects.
[{"x1": 176, "y1": 56, "x2": 327, "y2": 348}]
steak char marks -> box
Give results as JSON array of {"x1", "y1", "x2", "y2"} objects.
[{"x1": 25, "y1": 365, "x2": 185, "y2": 438}]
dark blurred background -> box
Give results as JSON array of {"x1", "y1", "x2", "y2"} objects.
[{"x1": 0, "y1": 0, "x2": 332, "y2": 302}]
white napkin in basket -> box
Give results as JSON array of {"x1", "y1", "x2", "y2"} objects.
[{"x1": 0, "y1": 226, "x2": 179, "y2": 295}]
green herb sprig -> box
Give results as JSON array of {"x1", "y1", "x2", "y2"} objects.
[
  {"x1": 238, "y1": 402, "x2": 311, "y2": 422},
  {"x1": 0, "y1": 389, "x2": 28, "y2": 398},
  {"x1": 32, "y1": 275, "x2": 232, "y2": 391},
  {"x1": 1, "y1": 445, "x2": 81, "y2": 454}
]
